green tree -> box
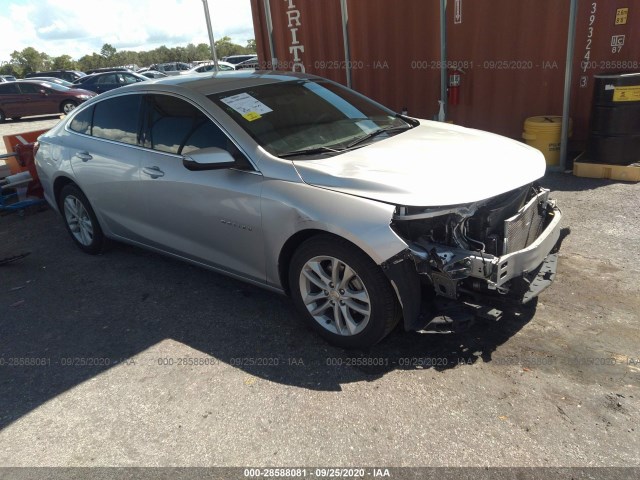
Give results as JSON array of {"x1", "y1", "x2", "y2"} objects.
[
  {"x1": 52, "y1": 54, "x2": 77, "y2": 70},
  {"x1": 214, "y1": 36, "x2": 247, "y2": 58},
  {"x1": 10, "y1": 47, "x2": 51, "y2": 75},
  {"x1": 195, "y1": 43, "x2": 212, "y2": 61},
  {"x1": 246, "y1": 39, "x2": 256, "y2": 52},
  {"x1": 0, "y1": 63, "x2": 20, "y2": 77},
  {"x1": 112, "y1": 50, "x2": 140, "y2": 69},
  {"x1": 100, "y1": 43, "x2": 117, "y2": 61},
  {"x1": 77, "y1": 53, "x2": 104, "y2": 71}
]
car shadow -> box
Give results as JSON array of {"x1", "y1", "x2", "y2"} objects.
[
  {"x1": 0, "y1": 212, "x2": 536, "y2": 429},
  {"x1": 543, "y1": 171, "x2": 632, "y2": 192}
]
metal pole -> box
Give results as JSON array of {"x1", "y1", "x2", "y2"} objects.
[
  {"x1": 440, "y1": 0, "x2": 447, "y2": 120},
  {"x1": 263, "y1": 0, "x2": 277, "y2": 69},
  {"x1": 559, "y1": 0, "x2": 579, "y2": 171},
  {"x1": 202, "y1": 0, "x2": 219, "y2": 71},
  {"x1": 340, "y1": 0, "x2": 352, "y2": 88}
]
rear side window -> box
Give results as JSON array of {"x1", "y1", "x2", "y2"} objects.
[
  {"x1": 0, "y1": 83, "x2": 20, "y2": 94},
  {"x1": 92, "y1": 95, "x2": 142, "y2": 145},
  {"x1": 142, "y1": 94, "x2": 230, "y2": 155},
  {"x1": 69, "y1": 105, "x2": 94, "y2": 135},
  {"x1": 96, "y1": 74, "x2": 117, "y2": 85}
]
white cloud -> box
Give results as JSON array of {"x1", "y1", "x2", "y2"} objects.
[{"x1": 0, "y1": 0, "x2": 255, "y2": 61}]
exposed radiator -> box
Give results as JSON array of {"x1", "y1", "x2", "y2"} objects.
[{"x1": 503, "y1": 190, "x2": 549, "y2": 254}]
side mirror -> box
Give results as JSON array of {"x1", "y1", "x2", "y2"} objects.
[{"x1": 182, "y1": 147, "x2": 237, "y2": 171}]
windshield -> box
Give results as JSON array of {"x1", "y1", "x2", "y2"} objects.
[
  {"x1": 39, "y1": 82, "x2": 71, "y2": 92},
  {"x1": 208, "y1": 79, "x2": 412, "y2": 158}
]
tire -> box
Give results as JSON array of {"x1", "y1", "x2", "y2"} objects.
[
  {"x1": 0, "y1": 109, "x2": 5, "y2": 122},
  {"x1": 59, "y1": 184, "x2": 106, "y2": 254},
  {"x1": 289, "y1": 234, "x2": 400, "y2": 349},
  {"x1": 60, "y1": 100, "x2": 77, "y2": 115}
]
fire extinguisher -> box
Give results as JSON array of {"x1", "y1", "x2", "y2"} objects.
[{"x1": 448, "y1": 69, "x2": 463, "y2": 106}]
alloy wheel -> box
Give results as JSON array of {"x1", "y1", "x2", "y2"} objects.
[
  {"x1": 298, "y1": 255, "x2": 371, "y2": 336},
  {"x1": 63, "y1": 195, "x2": 94, "y2": 246}
]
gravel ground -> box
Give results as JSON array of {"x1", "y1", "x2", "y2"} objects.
[{"x1": 0, "y1": 117, "x2": 638, "y2": 469}]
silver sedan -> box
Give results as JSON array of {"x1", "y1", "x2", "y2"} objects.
[{"x1": 35, "y1": 71, "x2": 562, "y2": 348}]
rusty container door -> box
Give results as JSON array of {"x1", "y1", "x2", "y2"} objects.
[
  {"x1": 250, "y1": 0, "x2": 348, "y2": 85},
  {"x1": 445, "y1": 0, "x2": 569, "y2": 139},
  {"x1": 345, "y1": 0, "x2": 442, "y2": 118}
]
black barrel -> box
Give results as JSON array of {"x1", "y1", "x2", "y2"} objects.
[{"x1": 586, "y1": 72, "x2": 640, "y2": 165}]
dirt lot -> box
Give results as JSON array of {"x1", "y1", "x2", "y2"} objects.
[{"x1": 0, "y1": 116, "x2": 639, "y2": 469}]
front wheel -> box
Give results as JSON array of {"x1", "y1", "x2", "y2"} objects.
[
  {"x1": 61, "y1": 100, "x2": 78, "y2": 115},
  {"x1": 59, "y1": 184, "x2": 105, "y2": 254},
  {"x1": 289, "y1": 235, "x2": 400, "y2": 349}
]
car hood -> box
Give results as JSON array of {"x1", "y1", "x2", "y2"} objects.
[{"x1": 292, "y1": 120, "x2": 546, "y2": 206}]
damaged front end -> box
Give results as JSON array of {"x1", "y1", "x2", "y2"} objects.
[{"x1": 384, "y1": 184, "x2": 563, "y2": 330}]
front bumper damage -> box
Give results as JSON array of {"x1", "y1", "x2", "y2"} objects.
[{"x1": 381, "y1": 188, "x2": 563, "y2": 331}]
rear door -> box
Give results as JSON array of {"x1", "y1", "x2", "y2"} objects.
[
  {"x1": 0, "y1": 83, "x2": 22, "y2": 118},
  {"x1": 68, "y1": 94, "x2": 148, "y2": 240},
  {"x1": 94, "y1": 74, "x2": 118, "y2": 94}
]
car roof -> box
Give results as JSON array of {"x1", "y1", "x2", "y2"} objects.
[
  {"x1": 17, "y1": 79, "x2": 54, "y2": 84},
  {"x1": 97, "y1": 71, "x2": 314, "y2": 97},
  {"x1": 84, "y1": 70, "x2": 144, "y2": 78}
]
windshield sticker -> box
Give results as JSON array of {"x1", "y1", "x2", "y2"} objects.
[
  {"x1": 242, "y1": 111, "x2": 262, "y2": 122},
  {"x1": 221, "y1": 93, "x2": 272, "y2": 119}
]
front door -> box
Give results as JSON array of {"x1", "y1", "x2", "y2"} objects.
[{"x1": 136, "y1": 93, "x2": 265, "y2": 282}]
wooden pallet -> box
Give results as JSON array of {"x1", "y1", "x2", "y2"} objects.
[{"x1": 573, "y1": 160, "x2": 640, "y2": 182}]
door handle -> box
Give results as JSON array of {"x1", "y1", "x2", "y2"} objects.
[
  {"x1": 76, "y1": 151, "x2": 92, "y2": 162},
  {"x1": 142, "y1": 166, "x2": 165, "y2": 179}
]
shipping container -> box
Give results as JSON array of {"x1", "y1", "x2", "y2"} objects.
[{"x1": 250, "y1": 0, "x2": 639, "y2": 149}]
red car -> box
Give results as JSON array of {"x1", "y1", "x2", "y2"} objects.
[{"x1": 0, "y1": 80, "x2": 96, "y2": 122}]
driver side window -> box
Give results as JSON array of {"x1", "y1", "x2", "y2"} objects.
[
  {"x1": 18, "y1": 83, "x2": 42, "y2": 94},
  {"x1": 142, "y1": 94, "x2": 233, "y2": 156}
]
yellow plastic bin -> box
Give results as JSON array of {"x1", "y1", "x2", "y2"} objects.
[{"x1": 522, "y1": 116, "x2": 572, "y2": 166}]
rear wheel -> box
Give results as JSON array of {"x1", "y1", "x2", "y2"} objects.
[
  {"x1": 59, "y1": 184, "x2": 105, "y2": 254},
  {"x1": 289, "y1": 235, "x2": 400, "y2": 348},
  {"x1": 61, "y1": 100, "x2": 77, "y2": 115},
  {"x1": 0, "y1": 109, "x2": 5, "y2": 122}
]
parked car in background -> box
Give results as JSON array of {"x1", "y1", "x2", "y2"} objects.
[
  {"x1": 180, "y1": 61, "x2": 235, "y2": 75},
  {"x1": 34, "y1": 71, "x2": 562, "y2": 348},
  {"x1": 234, "y1": 58, "x2": 259, "y2": 70},
  {"x1": 26, "y1": 70, "x2": 86, "y2": 82},
  {"x1": 148, "y1": 62, "x2": 191, "y2": 75},
  {"x1": 0, "y1": 80, "x2": 95, "y2": 121},
  {"x1": 71, "y1": 71, "x2": 147, "y2": 94},
  {"x1": 140, "y1": 70, "x2": 169, "y2": 79},
  {"x1": 26, "y1": 77, "x2": 74, "y2": 87},
  {"x1": 0, "y1": 75, "x2": 17, "y2": 82},
  {"x1": 85, "y1": 67, "x2": 134, "y2": 75},
  {"x1": 222, "y1": 54, "x2": 258, "y2": 65}
]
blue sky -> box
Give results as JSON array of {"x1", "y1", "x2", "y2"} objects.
[{"x1": 0, "y1": 0, "x2": 255, "y2": 61}]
